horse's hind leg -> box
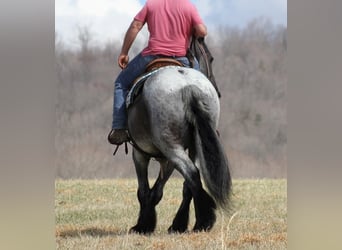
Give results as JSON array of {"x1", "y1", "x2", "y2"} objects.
[
  {"x1": 168, "y1": 144, "x2": 198, "y2": 233},
  {"x1": 168, "y1": 181, "x2": 192, "y2": 233},
  {"x1": 130, "y1": 149, "x2": 174, "y2": 234},
  {"x1": 166, "y1": 149, "x2": 216, "y2": 232}
]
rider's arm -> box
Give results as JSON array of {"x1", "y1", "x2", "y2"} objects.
[
  {"x1": 193, "y1": 24, "x2": 207, "y2": 38},
  {"x1": 118, "y1": 20, "x2": 144, "y2": 69}
]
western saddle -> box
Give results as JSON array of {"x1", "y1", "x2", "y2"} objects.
[{"x1": 145, "y1": 58, "x2": 183, "y2": 72}]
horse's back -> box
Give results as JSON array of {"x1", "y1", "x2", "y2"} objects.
[
  {"x1": 144, "y1": 66, "x2": 219, "y2": 122},
  {"x1": 145, "y1": 66, "x2": 217, "y2": 99}
]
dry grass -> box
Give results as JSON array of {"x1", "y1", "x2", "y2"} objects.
[{"x1": 56, "y1": 179, "x2": 286, "y2": 249}]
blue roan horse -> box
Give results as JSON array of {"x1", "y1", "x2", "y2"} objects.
[{"x1": 127, "y1": 66, "x2": 232, "y2": 234}]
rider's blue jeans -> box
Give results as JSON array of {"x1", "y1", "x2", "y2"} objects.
[{"x1": 112, "y1": 52, "x2": 197, "y2": 129}]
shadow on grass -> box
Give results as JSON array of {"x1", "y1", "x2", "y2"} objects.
[{"x1": 56, "y1": 226, "x2": 128, "y2": 238}]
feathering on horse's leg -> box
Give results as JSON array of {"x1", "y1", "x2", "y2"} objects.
[{"x1": 168, "y1": 181, "x2": 192, "y2": 233}]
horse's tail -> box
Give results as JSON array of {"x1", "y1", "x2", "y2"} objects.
[{"x1": 182, "y1": 85, "x2": 232, "y2": 207}]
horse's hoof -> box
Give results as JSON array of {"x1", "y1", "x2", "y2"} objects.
[
  {"x1": 192, "y1": 226, "x2": 212, "y2": 232},
  {"x1": 129, "y1": 225, "x2": 153, "y2": 235},
  {"x1": 192, "y1": 221, "x2": 214, "y2": 232},
  {"x1": 167, "y1": 225, "x2": 188, "y2": 234}
]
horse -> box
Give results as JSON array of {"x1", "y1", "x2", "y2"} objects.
[{"x1": 126, "y1": 65, "x2": 231, "y2": 234}]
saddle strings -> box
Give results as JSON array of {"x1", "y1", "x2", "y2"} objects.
[{"x1": 112, "y1": 142, "x2": 129, "y2": 156}]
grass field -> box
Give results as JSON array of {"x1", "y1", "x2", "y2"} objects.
[{"x1": 56, "y1": 178, "x2": 287, "y2": 249}]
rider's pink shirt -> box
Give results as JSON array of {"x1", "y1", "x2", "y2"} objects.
[{"x1": 134, "y1": 0, "x2": 204, "y2": 57}]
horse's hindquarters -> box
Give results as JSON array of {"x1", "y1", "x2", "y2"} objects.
[
  {"x1": 145, "y1": 67, "x2": 220, "y2": 126},
  {"x1": 128, "y1": 66, "x2": 220, "y2": 155},
  {"x1": 127, "y1": 95, "x2": 161, "y2": 156}
]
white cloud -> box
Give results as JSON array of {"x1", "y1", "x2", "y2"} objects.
[
  {"x1": 76, "y1": 0, "x2": 141, "y2": 17},
  {"x1": 193, "y1": 0, "x2": 213, "y2": 19},
  {"x1": 55, "y1": 0, "x2": 143, "y2": 48},
  {"x1": 56, "y1": 0, "x2": 142, "y2": 17},
  {"x1": 56, "y1": 0, "x2": 287, "y2": 48}
]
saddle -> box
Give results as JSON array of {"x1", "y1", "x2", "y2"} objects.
[
  {"x1": 126, "y1": 58, "x2": 183, "y2": 108},
  {"x1": 145, "y1": 58, "x2": 183, "y2": 72}
]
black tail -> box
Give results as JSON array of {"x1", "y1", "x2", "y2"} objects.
[{"x1": 182, "y1": 86, "x2": 231, "y2": 207}]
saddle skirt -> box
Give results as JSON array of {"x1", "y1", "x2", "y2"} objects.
[
  {"x1": 126, "y1": 58, "x2": 183, "y2": 108},
  {"x1": 126, "y1": 69, "x2": 159, "y2": 108}
]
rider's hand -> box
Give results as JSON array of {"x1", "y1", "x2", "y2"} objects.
[{"x1": 118, "y1": 54, "x2": 129, "y2": 69}]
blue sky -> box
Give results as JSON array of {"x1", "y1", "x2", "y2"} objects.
[
  {"x1": 55, "y1": 0, "x2": 287, "y2": 48},
  {"x1": 191, "y1": 0, "x2": 287, "y2": 28}
]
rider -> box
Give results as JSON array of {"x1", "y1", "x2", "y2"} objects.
[{"x1": 108, "y1": 0, "x2": 207, "y2": 145}]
